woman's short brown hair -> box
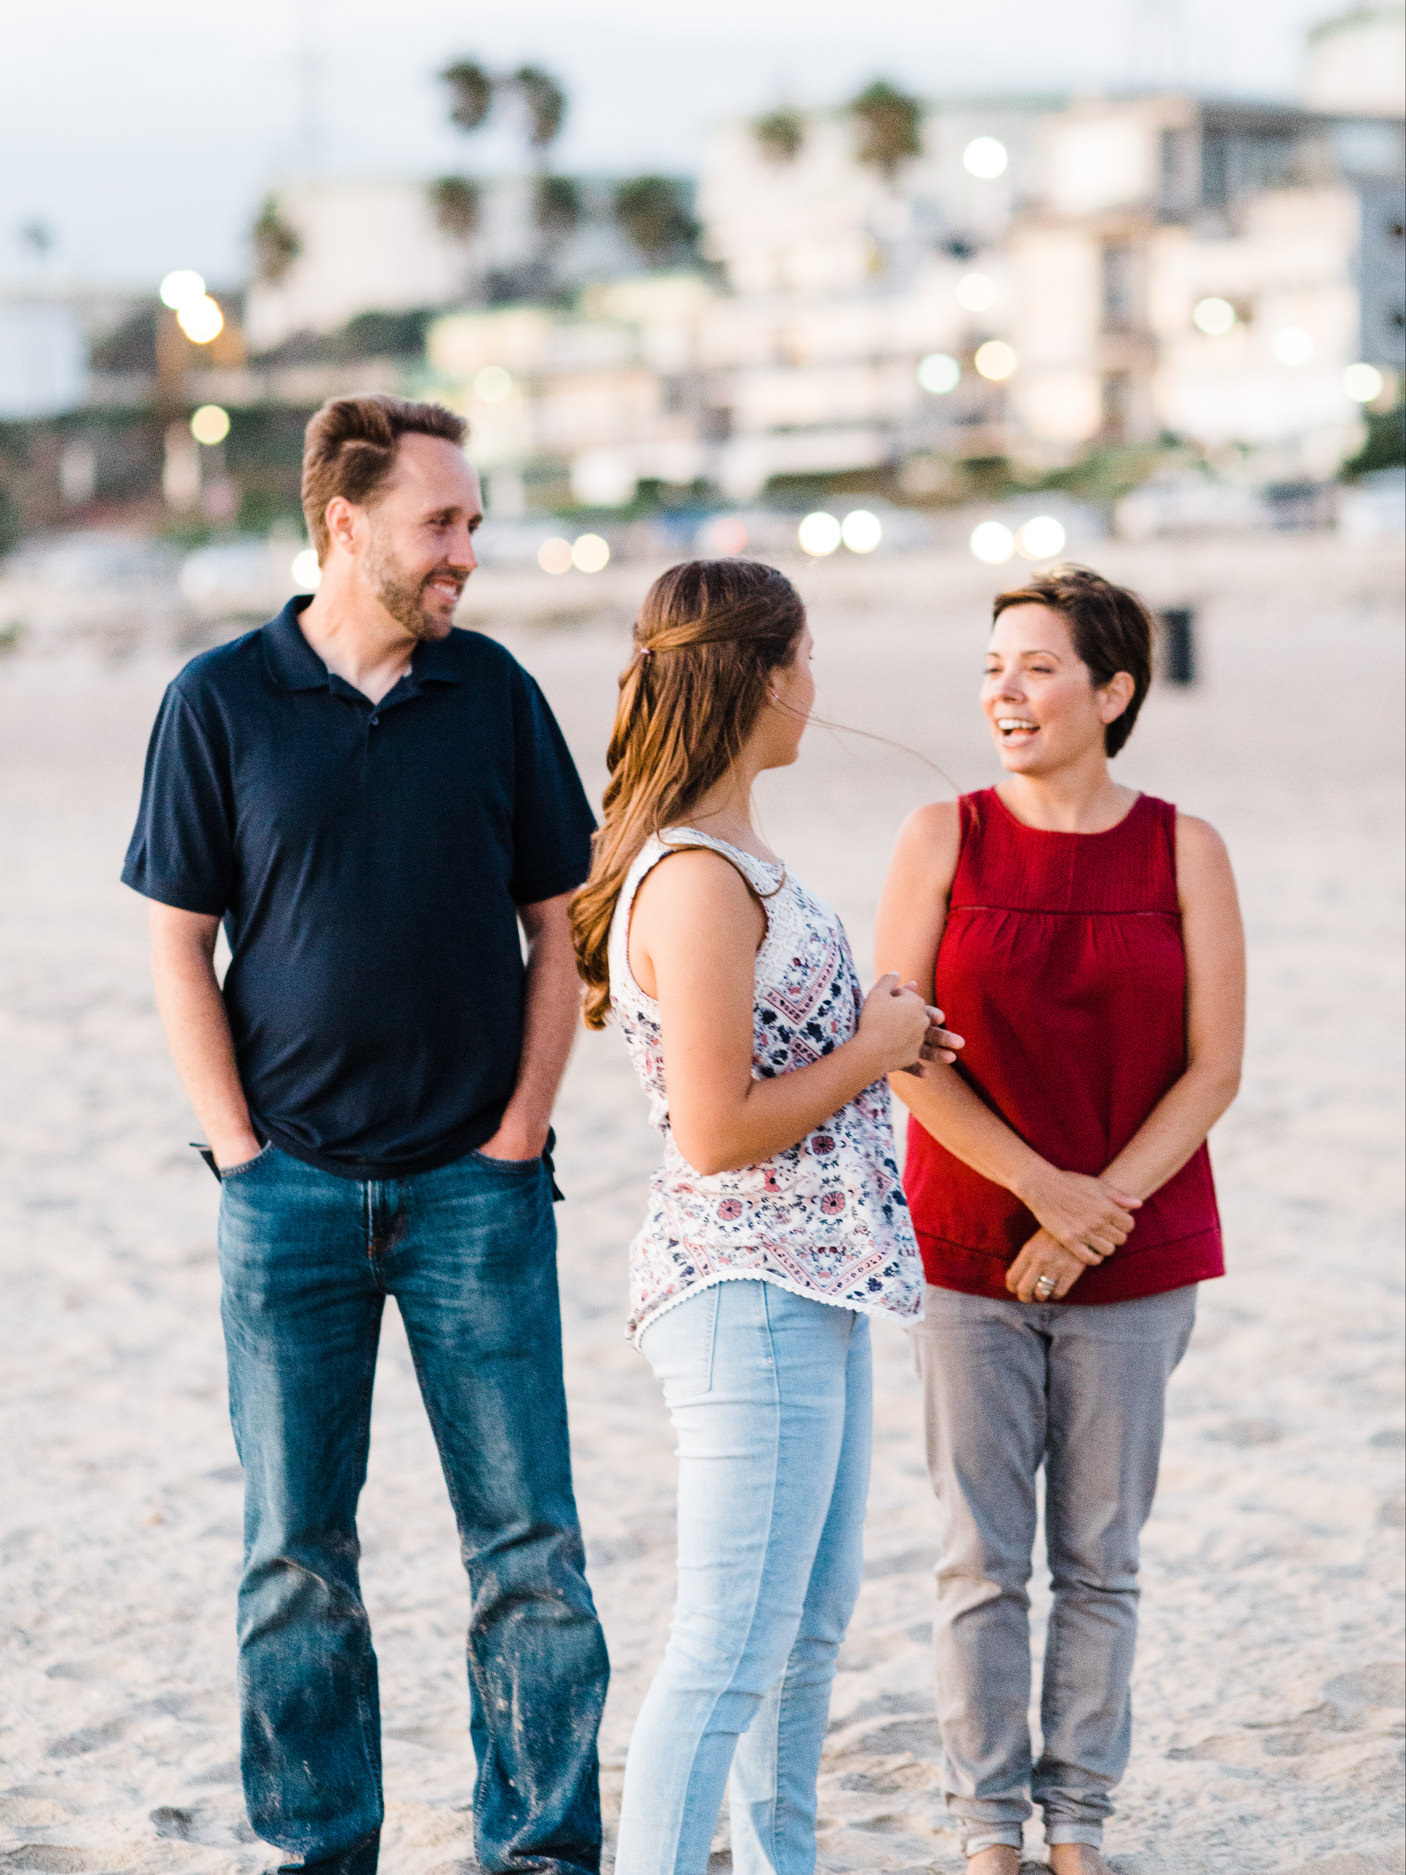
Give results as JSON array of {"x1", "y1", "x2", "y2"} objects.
[
  {"x1": 991, "y1": 563, "x2": 1155, "y2": 757},
  {"x1": 301, "y1": 394, "x2": 468, "y2": 560}
]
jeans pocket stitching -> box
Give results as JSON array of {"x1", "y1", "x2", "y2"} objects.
[
  {"x1": 219, "y1": 1144, "x2": 273, "y2": 1180},
  {"x1": 470, "y1": 1149, "x2": 542, "y2": 1175}
]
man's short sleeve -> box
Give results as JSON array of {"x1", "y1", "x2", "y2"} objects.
[
  {"x1": 121, "y1": 683, "x2": 235, "y2": 915},
  {"x1": 508, "y1": 670, "x2": 597, "y2": 906}
]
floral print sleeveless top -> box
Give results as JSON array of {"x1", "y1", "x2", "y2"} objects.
[{"x1": 608, "y1": 829, "x2": 923, "y2": 1345}]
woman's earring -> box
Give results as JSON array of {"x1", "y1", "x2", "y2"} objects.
[{"x1": 768, "y1": 690, "x2": 779, "y2": 704}]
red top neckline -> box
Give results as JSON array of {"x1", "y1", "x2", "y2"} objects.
[{"x1": 987, "y1": 786, "x2": 1148, "y2": 841}]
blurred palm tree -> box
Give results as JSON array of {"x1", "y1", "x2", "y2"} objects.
[
  {"x1": 251, "y1": 197, "x2": 302, "y2": 285},
  {"x1": 613, "y1": 177, "x2": 699, "y2": 265},
  {"x1": 847, "y1": 80, "x2": 924, "y2": 179},
  {"x1": 441, "y1": 59, "x2": 494, "y2": 132},
  {"x1": 535, "y1": 175, "x2": 582, "y2": 240},
  {"x1": 514, "y1": 66, "x2": 567, "y2": 153},
  {"x1": 429, "y1": 176, "x2": 481, "y2": 240},
  {"x1": 752, "y1": 109, "x2": 806, "y2": 164}
]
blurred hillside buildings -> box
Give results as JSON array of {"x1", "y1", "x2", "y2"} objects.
[
  {"x1": 2, "y1": 4, "x2": 1402, "y2": 535},
  {"x1": 424, "y1": 68, "x2": 1403, "y2": 509}
]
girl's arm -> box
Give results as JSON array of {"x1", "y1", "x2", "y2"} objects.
[
  {"x1": 876, "y1": 803, "x2": 1142, "y2": 1260},
  {"x1": 630, "y1": 848, "x2": 943, "y2": 1176}
]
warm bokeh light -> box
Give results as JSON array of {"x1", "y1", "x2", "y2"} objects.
[
  {"x1": 963, "y1": 137, "x2": 1008, "y2": 179},
  {"x1": 189, "y1": 404, "x2": 230, "y2": 446},
  {"x1": 797, "y1": 512, "x2": 842, "y2": 556},
  {"x1": 970, "y1": 520, "x2": 1015, "y2": 564},
  {"x1": 1272, "y1": 326, "x2": 1314, "y2": 366},
  {"x1": 291, "y1": 548, "x2": 321, "y2": 592},
  {"x1": 841, "y1": 509, "x2": 882, "y2": 554},
  {"x1": 956, "y1": 273, "x2": 996, "y2": 311},
  {"x1": 1016, "y1": 515, "x2": 1066, "y2": 560},
  {"x1": 537, "y1": 537, "x2": 573, "y2": 574},
  {"x1": 711, "y1": 516, "x2": 748, "y2": 554},
  {"x1": 571, "y1": 532, "x2": 610, "y2": 572},
  {"x1": 177, "y1": 295, "x2": 224, "y2": 344},
  {"x1": 473, "y1": 365, "x2": 513, "y2": 403},
  {"x1": 918, "y1": 352, "x2": 961, "y2": 395},
  {"x1": 974, "y1": 340, "x2": 1016, "y2": 381},
  {"x1": 1193, "y1": 296, "x2": 1237, "y2": 336},
  {"x1": 1344, "y1": 362, "x2": 1385, "y2": 403},
  {"x1": 159, "y1": 269, "x2": 206, "y2": 311}
]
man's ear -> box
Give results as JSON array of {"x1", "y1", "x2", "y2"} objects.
[{"x1": 323, "y1": 496, "x2": 361, "y2": 555}]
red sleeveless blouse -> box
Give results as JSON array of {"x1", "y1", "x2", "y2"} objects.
[{"x1": 904, "y1": 788, "x2": 1223, "y2": 1304}]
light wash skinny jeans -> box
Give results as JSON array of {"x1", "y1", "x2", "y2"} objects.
[
  {"x1": 912, "y1": 1282, "x2": 1197, "y2": 1856},
  {"x1": 615, "y1": 1279, "x2": 872, "y2": 1875}
]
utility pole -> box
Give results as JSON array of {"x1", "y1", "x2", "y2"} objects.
[{"x1": 297, "y1": 0, "x2": 323, "y2": 176}]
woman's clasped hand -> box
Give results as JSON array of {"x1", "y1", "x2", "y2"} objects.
[{"x1": 858, "y1": 973, "x2": 963, "y2": 1078}]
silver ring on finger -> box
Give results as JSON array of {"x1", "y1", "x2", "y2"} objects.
[{"x1": 1034, "y1": 1274, "x2": 1056, "y2": 1300}]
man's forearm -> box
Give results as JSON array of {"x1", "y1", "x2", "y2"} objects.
[
  {"x1": 483, "y1": 893, "x2": 581, "y2": 1158},
  {"x1": 149, "y1": 905, "x2": 260, "y2": 1168}
]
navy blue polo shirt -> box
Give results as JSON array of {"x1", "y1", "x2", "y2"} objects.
[{"x1": 123, "y1": 597, "x2": 595, "y2": 1179}]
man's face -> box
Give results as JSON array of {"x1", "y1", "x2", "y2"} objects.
[{"x1": 356, "y1": 433, "x2": 482, "y2": 642}]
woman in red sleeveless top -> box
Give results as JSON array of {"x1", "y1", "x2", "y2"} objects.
[{"x1": 876, "y1": 567, "x2": 1245, "y2": 1875}]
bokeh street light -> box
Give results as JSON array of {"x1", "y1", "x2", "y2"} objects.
[
  {"x1": 1271, "y1": 326, "x2": 1314, "y2": 366},
  {"x1": 291, "y1": 548, "x2": 321, "y2": 591},
  {"x1": 1016, "y1": 515, "x2": 1066, "y2": 560},
  {"x1": 538, "y1": 537, "x2": 573, "y2": 574},
  {"x1": 571, "y1": 532, "x2": 610, "y2": 572},
  {"x1": 970, "y1": 521, "x2": 1015, "y2": 564},
  {"x1": 1192, "y1": 297, "x2": 1237, "y2": 336},
  {"x1": 159, "y1": 270, "x2": 206, "y2": 311},
  {"x1": 956, "y1": 273, "x2": 996, "y2": 311},
  {"x1": 1344, "y1": 362, "x2": 1385, "y2": 402},
  {"x1": 177, "y1": 296, "x2": 224, "y2": 344},
  {"x1": 189, "y1": 404, "x2": 231, "y2": 446},
  {"x1": 841, "y1": 510, "x2": 882, "y2": 554},
  {"x1": 798, "y1": 512, "x2": 842, "y2": 556},
  {"x1": 473, "y1": 365, "x2": 513, "y2": 402},
  {"x1": 974, "y1": 340, "x2": 1016, "y2": 381},
  {"x1": 918, "y1": 352, "x2": 960, "y2": 394},
  {"x1": 963, "y1": 137, "x2": 1008, "y2": 179}
]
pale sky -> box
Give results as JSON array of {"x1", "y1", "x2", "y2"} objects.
[{"x1": 3, "y1": 0, "x2": 1340, "y2": 291}]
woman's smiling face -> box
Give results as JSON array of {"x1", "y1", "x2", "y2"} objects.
[{"x1": 981, "y1": 603, "x2": 1129, "y2": 774}]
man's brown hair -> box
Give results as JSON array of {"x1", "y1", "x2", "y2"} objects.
[
  {"x1": 300, "y1": 394, "x2": 468, "y2": 560},
  {"x1": 991, "y1": 563, "x2": 1156, "y2": 757}
]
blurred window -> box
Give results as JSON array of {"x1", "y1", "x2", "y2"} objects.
[{"x1": 1101, "y1": 243, "x2": 1137, "y2": 332}]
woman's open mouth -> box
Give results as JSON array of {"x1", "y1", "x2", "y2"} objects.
[{"x1": 996, "y1": 716, "x2": 1039, "y2": 745}]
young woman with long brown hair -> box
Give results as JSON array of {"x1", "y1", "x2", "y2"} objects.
[{"x1": 571, "y1": 559, "x2": 957, "y2": 1875}]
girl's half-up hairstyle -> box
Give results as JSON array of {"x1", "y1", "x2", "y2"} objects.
[{"x1": 571, "y1": 558, "x2": 806, "y2": 1028}]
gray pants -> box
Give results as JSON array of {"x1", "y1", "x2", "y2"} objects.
[{"x1": 912, "y1": 1282, "x2": 1197, "y2": 1854}]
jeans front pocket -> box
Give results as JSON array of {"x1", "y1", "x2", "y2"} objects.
[{"x1": 219, "y1": 1143, "x2": 274, "y2": 1181}]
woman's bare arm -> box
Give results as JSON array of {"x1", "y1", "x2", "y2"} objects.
[
  {"x1": 877, "y1": 802, "x2": 1141, "y2": 1260},
  {"x1": 1100, "y1": 814, "x2": 1245, "y2": 1196},
  {"x1": 630, "y1": 848, "x2": 941, "y2": 1175},
  {"x1": 149, "y1": 902, "x2": 262, "y2": 1170},
  {"x1": 1004, "y1": 816, "x2": 1244, "y2": 1297}
]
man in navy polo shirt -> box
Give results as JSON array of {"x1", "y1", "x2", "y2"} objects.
[{"x1": 123, "y1": 394, "x2": 609, "y2": 1875}]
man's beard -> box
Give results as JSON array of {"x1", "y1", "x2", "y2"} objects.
[{"x1": 362, "y1": 534, "x2": 462, "y2": 642}]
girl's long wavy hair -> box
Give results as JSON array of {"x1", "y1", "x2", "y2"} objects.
[{"x1": 571, "y1": 558, "x2": 806, "y2": 1029}]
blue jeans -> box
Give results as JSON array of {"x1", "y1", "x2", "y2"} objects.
[
  {"x1": 217, "y1": 1144, "x2": 609, "y2": 1874},
  {"x1": 615, "y1": 1280, "x2": 872, "y2": 1875},
  {"x1": 911, "y1": 1283, "x2": 1197, "y2": 1855}
]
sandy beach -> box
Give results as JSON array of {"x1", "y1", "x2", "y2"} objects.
[{"x1": 0, "y1": 532, "x2": 1401, "y2": 1875}]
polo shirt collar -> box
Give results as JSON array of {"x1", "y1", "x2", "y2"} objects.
[{"x1": 261, "y1": 596, "x2": 466, "y2": 694}]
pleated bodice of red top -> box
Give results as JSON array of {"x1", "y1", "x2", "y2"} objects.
[{"x1": 904, "y1": 787, "x2": 1224, "y2": 1304}]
